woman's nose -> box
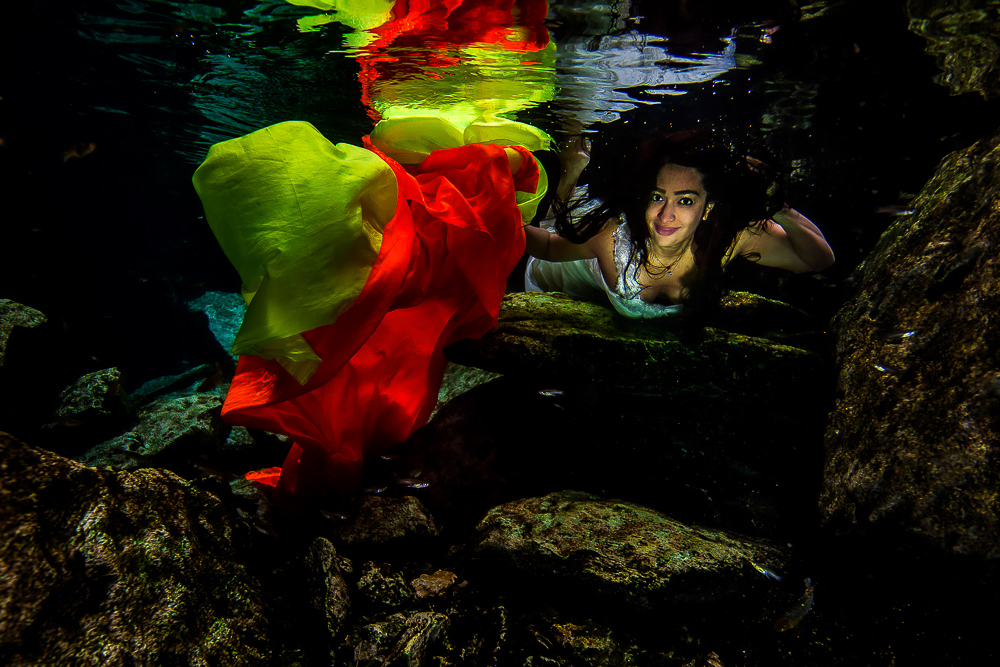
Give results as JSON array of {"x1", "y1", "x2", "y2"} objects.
[{"x1": 658, "y1": 203, "x2": 673, "y2": 221}]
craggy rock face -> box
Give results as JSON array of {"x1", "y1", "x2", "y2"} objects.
[
  {"x1": 821, "y1": 128, "x2": 1000, "y2": 558},
  {"x1": 0, "y1": 432, "x2": 271, "y2": 666},
  {"x1": 907, "y1": 0, "x2": 1000, "y2": 98}
]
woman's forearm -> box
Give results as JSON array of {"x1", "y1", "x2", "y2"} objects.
[
  {"x1": 525, "y1": 225, "x2": 552, "y2": 259},
  {"x1": 771, "y1": 207, "x2": 836, "y2": 271},
  {"x1": 524, "y1": 224, "x2": 601, "y2": 262}
]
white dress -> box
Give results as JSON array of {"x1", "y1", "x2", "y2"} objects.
[{"x1": 525, "y1": 219, "x2": 684, "y2": 319}]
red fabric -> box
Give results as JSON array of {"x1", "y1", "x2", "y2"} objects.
[{"x1": 226, "y1": 142, "x2": 537, "y2": 508}]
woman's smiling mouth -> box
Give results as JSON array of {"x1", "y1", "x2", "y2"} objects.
[{"x1": 654, "y1": 224, "x2": 680, "y2": 236}]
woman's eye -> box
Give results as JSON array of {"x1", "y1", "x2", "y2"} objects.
[
  {"x1": 678, "y1": 197, "x2": 694, "y2": 206},
  {"x1": 649, "y1": 192, "x2": 664, "y2": 202}
]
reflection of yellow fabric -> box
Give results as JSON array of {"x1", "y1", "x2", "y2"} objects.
[
  {"x1": 192, "y1": 121, "x2": 397, "y2": 382},
  {"x1": 291, "y1": 0, "x2": 394, "y2": 40},
  {"x1": 370, "y1": 42, "x2": 558, "y2": 127},
  {"x1": 194, "y1": 117, "x2": 549, "y2": 382},
  {"x1": 288, "y1": 0, "x2": 394, "y2": 29}
]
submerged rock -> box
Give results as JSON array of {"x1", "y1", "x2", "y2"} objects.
[
  {"x1": 0, "y1": 299, "x2": 47, "y2": 367},
  {"x1": 410, "y1": 570, "x2": 458, "y2": 600},
  {"x1": 383, "y1": 612, "x2": 450, "y2": 667},
  {"x1": 0, "y1": 300, "x2": 63, "y2": 437},
  {"x1": 324, "y1": 495, "x2": 439, "y2": 548},
  {"x1": 352, "y1": 611, "x2": 450, "y2": 667},
  {"x1": 822, "y1": 128, "x2": 1000, "y2": 558},
  {"x1": 0, "y1": 432, "x2": 270, "y2": 665},
  {"x1": 186, "y1": 290, "x2": 246, "y2": 362},
  {"x1": 474, "y1": 491, "x2": 788, "y2": 610},
  {"x1": 127, "y1": 362, "x2": 221, "y2": 408},
  {"x1": 356, "y1": 561, "x2": 413, "y2": 611},
  {"x1": 446, "y1": 291, "x2": 822, "y2": 404},
  {"x1": 303, "y1": 538, "x2": 352, "y2": 645},
  {"x1": 43, "y1": 367, "x2": 127, "y2": 429},
  {"x1": 76, "y1": 391, "x2": 229, "y2": 471},
  {"x1": 431, "y1": 361, "x2": 502, "y2": 420},
  {"x1": 907, "y1": 0, "x2": 1000, "y2": 98}
]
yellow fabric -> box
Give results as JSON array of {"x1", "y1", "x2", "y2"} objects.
[
  {"x1": 516, "y1": 158, "x2": 548, "y2": 226},
  {"x1": 369, "y1": 115, "x2": 551, "y2": 223},
  {"x1": 193, "y1": 117, "x2": 549, "y2": 382},
  {"x1": 192, "y1": 121, "x2": 397, "y2": 381}
]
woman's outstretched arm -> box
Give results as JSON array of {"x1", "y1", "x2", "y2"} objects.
[{"x1": 735, "y1": 207, "x2": 835, "y2": 273}]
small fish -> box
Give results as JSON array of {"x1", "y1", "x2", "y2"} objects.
[
  {"x1": 537, "y1": 389, "x2": 564, "y2": 397},
  {"x1": 252, "y1": 521, "x2": 280, "y2": 539},
  {"x1": 880, "y1": 329, "x2": 918, "y2": 342},
  {"x1": 875, "y1": 205, "x2": 916, "y2": 216},
  {"x1": 396, "y1": 478, "x2": 430, "y2": 489},
  {"x1": 318, "y1": 508, "x2": 349, "y2": 522},
  {"x1": 873, "y1": 362, "x2": 902, "y2": 376},
  {"x1": 774, "y1": 577, "x2": 815, "y2": 632},
  {"x1": 750, "y1": 560, "x2": 784, "y2": 583},
  {"x1": 361, "y1": 485, "x2": 389, "y2": 495}
]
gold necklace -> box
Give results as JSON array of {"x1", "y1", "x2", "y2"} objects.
[{"x1": 647, "y1": 244, "x2": 683, "y2": 276}]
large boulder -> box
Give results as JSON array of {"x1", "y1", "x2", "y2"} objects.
[
  {"x1": 473, "y1": 490, "x2": 788, "y2": 611},
  {"x1": 446, "y1": 291, "x2": 821, "y2": 404},
  {"x1": 76, "y1": 390, "x2": 230, "y2": 472},
  {"x1": 0, "y1": 432, "x2": 271, "y2": 665},
  {"x1": 821, "y1": 128, "x2": 1000, "y2": 558}
]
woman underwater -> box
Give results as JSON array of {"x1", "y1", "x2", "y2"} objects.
[
  {"x1": 195, "y1": 121, "x2": 833, "y2": 510},
  {"x1": 525, "y1": 129, "x2": 835, "y2": 319}
]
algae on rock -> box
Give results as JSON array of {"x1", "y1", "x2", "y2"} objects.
[
  {"x1": 474, "y1": 490, "x2": 788, "y2": 610},
  {"x1": 822, "y1": 127, "x2": 1000, "y2": 558},
  {"x1": 0, "y1": 432, "x2": 271, "y2": 666}
]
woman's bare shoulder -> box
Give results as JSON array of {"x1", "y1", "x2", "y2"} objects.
[{"x1": 586, "y1": 217, "x2": 621, "y2": 251}]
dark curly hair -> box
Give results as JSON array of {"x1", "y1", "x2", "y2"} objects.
[{"x1": 552, "y1": 127, "x2": 784, "y2": 318}]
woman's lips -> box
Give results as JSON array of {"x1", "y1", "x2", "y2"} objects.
[{"x1": 655, "y1": 224, "x2": 680, "y2": 236}]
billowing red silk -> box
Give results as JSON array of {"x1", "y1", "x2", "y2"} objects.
[{"x1": 223, "y1": 141, "x2": 536, "y2": 508}]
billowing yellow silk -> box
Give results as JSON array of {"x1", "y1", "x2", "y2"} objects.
[{"x1": 192, "y1": 116, "x2": 548, "y2": 383}]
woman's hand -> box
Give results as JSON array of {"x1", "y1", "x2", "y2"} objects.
[{"x1": 556, "y1": 135, "x2": 592, "y2": 202}]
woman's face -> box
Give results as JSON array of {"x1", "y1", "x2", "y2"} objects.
[{"x1": 644, "y1": 163, "x2": 713, "y2": 253}]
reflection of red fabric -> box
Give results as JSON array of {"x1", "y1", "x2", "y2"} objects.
[
  {"x1": 358, "y1": 0, "x2": 550, "y2": 121},
  {"x1": 223, "y1": 141, "x2": 536, "y2": 508},
  {"x1": 375, "y1": 0, "x2": 549, "y2": 50}
]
